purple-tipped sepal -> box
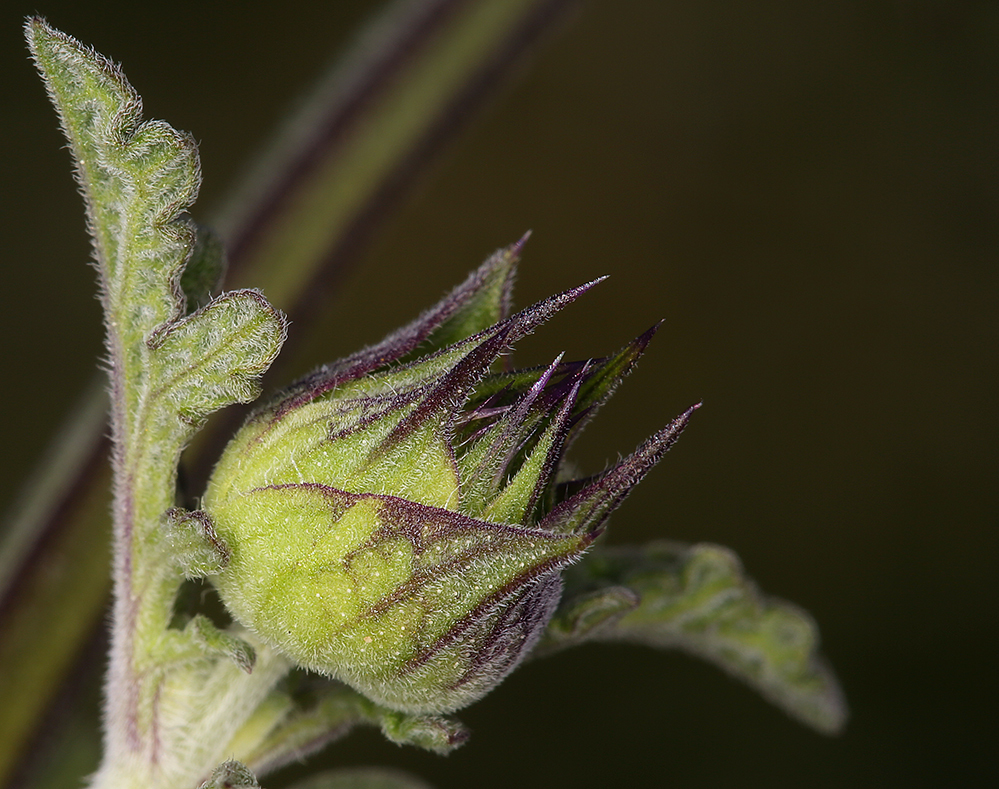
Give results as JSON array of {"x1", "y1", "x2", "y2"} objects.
[{"x1": 204, "y1": 244, "x2": 694, "y2": 713}]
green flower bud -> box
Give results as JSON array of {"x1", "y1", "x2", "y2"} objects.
[{"x1": 204, "y1": 243, "x2": 695, "y2": 714}]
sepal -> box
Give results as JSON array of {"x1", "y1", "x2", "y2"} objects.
[
  {"x1": 463, "y1": 322, "x2": 660, "y2": 440},
  {"x1": 272, "y1": 271, "x2": 602, "y2": 419},
  {"x1": 457, "y1": 354, "x2": 564, "y2": 517},
  {"x1": 403, "y1": 235, "x2": 522, "y2": 356},
  {"x1": 272, "y1": 238, "x2": 522, "y2": 415},
  {"x1": 563, "y1": 322, "x2": 662, "y2": 447},
  {"x1": 540, "y1": 403, "x2": 700, "y2": 536},
  {"x1": 207, "y1": 485, "x2": 590, "y2": 713},
  {"x1": 479, "y1": 368, "x2": 581, "y2": 525}
]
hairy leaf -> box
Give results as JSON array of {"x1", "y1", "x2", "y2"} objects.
[
  {"x1": 148, "y1": 290, "x2": 287, "y2": 427},
  {"x1": 163, "y1": 508, "x2": 230, "y2": 578},
  {"x1": 377, "y1": 708, "x2": 470, "y2": 754},
  {"x1": 27, "y1": 17, "x2": 286, "y2": 449},
  {"x1": 181, "y1": 225, "x2": 228, "y2": 312},
  {"x1": 27, "y1": 18, "x2": 198, "y2": 354},
  {"x1": 26, "y1": 21, "x2": 292, "y2": 788},
  {"x1": 540, "y1": 540, "x2": 848, "y2": 734},
  {"x1": 184, "y1": 616, "x2": 256, "y2": 674}
]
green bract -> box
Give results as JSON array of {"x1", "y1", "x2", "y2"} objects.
[{"x1": 204, "y1": 242, "x2": 696, "y2": 713}]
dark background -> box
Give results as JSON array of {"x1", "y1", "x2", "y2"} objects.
[{"x1": 2, "y1": 1, "x2": 996, "y2": 786}]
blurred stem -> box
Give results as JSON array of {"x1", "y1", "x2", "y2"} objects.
[
  {"x1": 0, "y1": 450, "x2": 111, "y2": 772},
  {"x1": 224, "y1": 0, "x2": 562, "y2": 308},
  {"x1": 0, "y1": 0, "x2": 577, "y2": 785}
]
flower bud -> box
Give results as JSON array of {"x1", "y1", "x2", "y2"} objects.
[{"x1": 204, "y1": 244, "x2": 695, "y2": 713}]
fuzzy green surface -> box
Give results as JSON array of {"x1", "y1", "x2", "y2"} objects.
[{"x1": 206, "y1": 473, "x2": 583, "y2": 713}]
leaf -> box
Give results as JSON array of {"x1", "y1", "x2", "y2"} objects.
[
  {"x1": 184, "y1": 615, "x2": 256, "y2": 674},
  {"x1": 25, "y1": 21, "x2": 295, "y2": 786},
  {"x1": 286, "y1": 768, "x2": 434, "y2": 789},
  {"x1": 147, "y1": 290, "x2": 287, "y2": 427},
  {"x1": 27, "y1": 18, "x2": 286, "y2": 447},
  {"x1": 532, "y1": 585, "x2": 639, "y2": 648},
  {"x1": 27, "y1": 17, "x2": 199, "y2": 347},
  {"x1": 181, "y1": 225, "x2": 228, "y2": 312},
  {"x1": 540, "y1": 540, "x2": 848, "y2": 734},
  {"x1": 377, "y1": 709, "x2": 469, "y2": 755}
]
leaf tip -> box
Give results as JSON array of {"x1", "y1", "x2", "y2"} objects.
[{"x1": 509, "y1": 229, "x2": 532, "y2": 257}]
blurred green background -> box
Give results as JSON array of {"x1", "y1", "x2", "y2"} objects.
[{"x1": 2, "y1": 0, "x2": 996, "y2": 786}]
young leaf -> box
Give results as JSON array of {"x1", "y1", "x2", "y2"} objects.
[
  {"x1": 26, "y1": 20, "x2": 292, "y2": 788},
  {"x1": 181, "y1": 225, "x2": 228, "y2": 312},
  {"x1": 26, "y1": 18, "x2": 199, "y2": 345},
  {"x1": 147, "y1": 289, "x2": 287, "y2": 427},
  {"x1": 539, "y1": 540, "x2": 848, "y2": 734},
  {"x1": 163, "y1": 508, "x2": 230, "y2": 578},
  {"x1": 377, "y1": 709, "x2": 470, "y2": 755}
]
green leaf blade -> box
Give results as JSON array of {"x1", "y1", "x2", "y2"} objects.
[
  {"x1": 149, "y1": 290, "x2": 287, "y2": 427},
  {"x1": 545, "y1": 540, "x2": 849, "y2": 735},
  {"x1": 26, "y1": 17, "x2": 200, "y2": 346}
]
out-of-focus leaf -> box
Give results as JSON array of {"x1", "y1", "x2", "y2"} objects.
[
  {"x1": 181, "y1": 226, "x2": 228, "y2": 313},
  {"x1": 533, "y1": 585, "x2": 639, "y2": 647},
  {"x1": 537, "y1": 540, "x2": 848, "y2": 735}
]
